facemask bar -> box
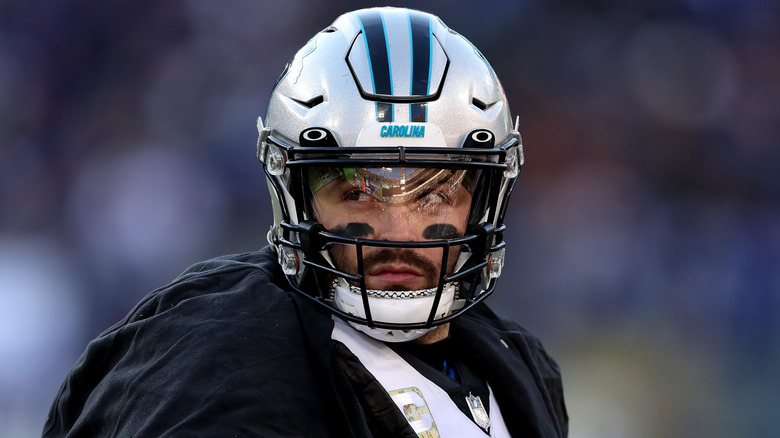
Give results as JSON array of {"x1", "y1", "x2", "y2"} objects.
[
  {"x1": 275, "y1": 219, "x2": 506, "y2": 330},
  {"x1": 261, "y1": 134, "x2": 518, "y2": 171},
  {"x1": 260, "y1": 131, "x2": 519, "y2": 330}
]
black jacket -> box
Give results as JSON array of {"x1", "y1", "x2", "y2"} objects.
[{"x1": 43, "y1": 247, "x2": 567, "y2": 437}]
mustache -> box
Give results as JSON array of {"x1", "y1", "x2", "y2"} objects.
[{"x1": 362, "y1": 248, "x2": 441, "y2": 281}]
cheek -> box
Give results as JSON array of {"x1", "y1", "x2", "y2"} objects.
[
  {"x1": 447, "y1": 246, "x2": 462, "y2": 270},
  {"x1": 328, "y1": 243, "x2": 358, "y2": 272}
]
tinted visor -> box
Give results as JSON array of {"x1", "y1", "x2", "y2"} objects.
[
  {"x1": 309, "y1": 166, "x2": 475, "y2": 200},
  {"x1": 308, "y1": 166, "x2": 475, "y2": 240}
]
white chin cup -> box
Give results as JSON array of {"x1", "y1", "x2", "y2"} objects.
[{"x1": 332, "y1": 280, "x2": 456, "y2": 343}]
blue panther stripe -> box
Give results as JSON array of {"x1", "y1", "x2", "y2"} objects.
[
  {"x1": 354, "y1": 10, "x2": 393, "y2": 122},
  {"x1": 408, "y1": 10, "x2": 431, "y2": 122}
]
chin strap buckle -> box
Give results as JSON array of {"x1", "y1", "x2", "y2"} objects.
[
  {"x1": 468, "y1": 222, "x2": 496, "y2": 259},
  {"x1": 298, "y1": 220, "x2": 325, "y2": 256}
]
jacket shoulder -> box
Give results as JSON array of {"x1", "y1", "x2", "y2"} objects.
[
  {"x1": 120, "y1": 247, "x2": 286, "y2": 324},
  {"x1": 43, "y1": 247, "x2": 334, "y2": 437}
]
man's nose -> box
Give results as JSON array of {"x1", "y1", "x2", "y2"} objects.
[{"x1": 372, "y1": 203, "x2": 418, "y2": 241}]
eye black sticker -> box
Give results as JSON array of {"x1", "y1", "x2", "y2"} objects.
[
  {"x1": 423, "y1": 224, "x2": 460, "y2": 240},
  {"x1": 330, "y1": 223, "x2": 375, "y2": 238}
]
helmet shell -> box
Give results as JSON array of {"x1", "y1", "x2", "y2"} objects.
[
  {"x1": 258, "y1": 7, "x2": 521, "y2": 338},
  {"x1": 265, "y1": 7, "x2": 512, "y2": 151}
]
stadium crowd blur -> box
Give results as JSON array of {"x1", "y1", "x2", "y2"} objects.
[{"x1": 1, "y1": 0, "x2": 778, "y2": 436}]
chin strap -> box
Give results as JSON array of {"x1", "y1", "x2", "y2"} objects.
[{"x1": 329, "y1": 279, "x2": 459, "y2": 299}]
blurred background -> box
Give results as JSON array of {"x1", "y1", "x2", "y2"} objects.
[{"x1": 1, "y1": 0, "x2": 778, "y2": 436}]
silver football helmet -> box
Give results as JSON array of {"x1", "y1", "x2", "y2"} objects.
[{"x1": 257, "y1": 7, "x2": 523, "y2": 341}]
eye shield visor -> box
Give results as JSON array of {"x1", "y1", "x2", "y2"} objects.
[{"x1": 307, "y1": 166, "x2": 476, "y2": 203}]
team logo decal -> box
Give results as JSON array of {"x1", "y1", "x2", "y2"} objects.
[
  {"x1": 356, "y1": 122, "x2": 444, "y2": 147},
  {"x1": 466, "y1": 392, "x2": 491, "y2": 432},
  {"x1": 380, "y1": 124, "x2": 426, "y2": 138},
  {"x1": 388, "y1": 387, "x2": 440, "y2": 438}
]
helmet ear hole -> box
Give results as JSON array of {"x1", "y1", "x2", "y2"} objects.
[
  {"x1": 300, "y1": 127, "x2": 338, "y2": 147},
  {"x1": 463, "y1": 129, "x2": 495, "y2": 148}
]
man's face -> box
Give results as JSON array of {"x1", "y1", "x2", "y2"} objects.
[{"x1": 310, "y1": 167, "x2": 473, "y2": 292}]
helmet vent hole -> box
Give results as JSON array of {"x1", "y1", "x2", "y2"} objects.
[
  {"x1": 293, "y1": 95, "x2": 324, "y2": 109},
  {"x1": 322, "y1": 26, "x2": 338, "y2": 33},
  {"x1": 472, "y1": 97, "x2": 499, "y2": 113}
]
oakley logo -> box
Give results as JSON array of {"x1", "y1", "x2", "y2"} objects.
[{"x1": 380, "y1": 125, "x2": 426, "y2": 138}]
